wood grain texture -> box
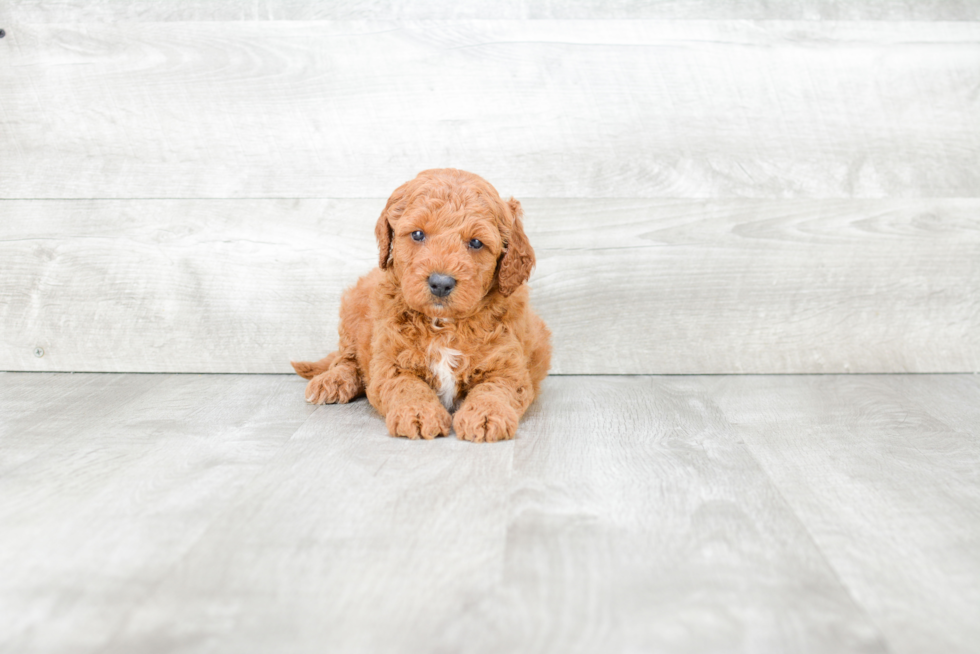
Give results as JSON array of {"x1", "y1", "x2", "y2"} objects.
[
  {"x1": 1, "y1": 20, "x2": 978, "y2": 199},
  {"x1": 711, "y1": 374, "x2": 980, "y2": 654},
  {"x1": 0, "y1": 372, "x2": 170, "y2": 472},
  {"x1": 4, "y1": 0, "x2": 980, "y2": 21},
  {"x1": 12, "y1": 373, "x2": 960, "y2": 653},
  {"x1": 99, "y1": 385, "x2": 515, "y2": 654},
  {"x1": 0, "y1": 374, "x2": 317, "y2": 654},
  {"x1": 2, "y1": 198, "x2": 977, "y2": 374},
  {"x1": 435, "y1": 376, "x2": 886, "y2": 653},
  {"x1": 0, "y1": 371, "x2": 131, "y2": 440}
]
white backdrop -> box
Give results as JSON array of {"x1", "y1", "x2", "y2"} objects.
[{"x1": 1, "y1": 2, "x2": 978, "y2": 373}]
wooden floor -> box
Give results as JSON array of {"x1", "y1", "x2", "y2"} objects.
[{"x1": 1, "y1": 372, "x2": 978, "y2": 654}]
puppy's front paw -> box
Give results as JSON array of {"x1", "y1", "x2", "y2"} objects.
[
  {"x1": 453, "y1": 399, "x2": 518, "y2": 443},
  {"x1": 386, "y1": 403, "x2": 452, "y2": 440},
  {"x1": 305, "y1": 367, "x2": 362, "y2": 404}
]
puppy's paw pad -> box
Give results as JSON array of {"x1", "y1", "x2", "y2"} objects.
[
  {"x1": 305, "y1": 369, "x2": 361, "y2": 404},
  {"x1": 386, "y1": 404, "x2": 452, "y2": 440},
  {"x1": 453, "y1": 401, "x2": 518, "y2": 443}
]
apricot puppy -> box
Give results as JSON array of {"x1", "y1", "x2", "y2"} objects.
[{"x1": 292, "y1": 169, "x2": 551, "y2": 442}]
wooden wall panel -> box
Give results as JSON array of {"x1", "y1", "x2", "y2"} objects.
[
  {"x1": 1, "y1": 9, "x2": 976, "y2": 373},
  {"x1": 2, "y1": 198, "x2": 977, "y2": 374},
  {"x1": 1, "y1": 21, "x2": 978, "y2": 199},
  {"x1": 4, "y1": 0, "x2": 980, "y2": 22}
]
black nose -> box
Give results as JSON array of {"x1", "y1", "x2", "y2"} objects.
[{"x1": 428, "y1": 273, "x2": 456, "y2": 298}]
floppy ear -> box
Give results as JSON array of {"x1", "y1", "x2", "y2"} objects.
[
  {"x1": 497, "y1": 198, "x2": 535, "y2": 297},
  {"x1": 375, "y1": 181, "x2": 411, "y2": 269}
]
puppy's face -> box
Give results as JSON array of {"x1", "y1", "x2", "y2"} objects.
[
  {"x1": 376, "y1": 169, "x2": 534, "y2": 319},
  {"x1": 392, "y1": 195, "x2": 503, "y2": 318}
]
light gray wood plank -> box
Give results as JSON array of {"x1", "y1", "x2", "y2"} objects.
[
  {"x1": 0, "y1": 373, "x2": 893, "y2": 653},
  {"x1": 4, "y1": 0, "x2": 979, "y2": 21},
  {"x1": 439, "y1": 376, "x2": 886, "y2": 653},
  {"x1": 0, "y1": 199, "x2": 376, "y2": 374},
  {"x1": 0, "y1": 372, "x2": 121, "y2": 438},
  {"x1": 2, "y1": 198, "x2": 977, "y2": 374},
  {"x1": 0, "y1": 373, "x2": 171, "y2": 472},
  {"x1": 711, "y1": 375, "x2": 980, "y2": 654},
  {"x1": 1, "y1": 21, "x2": 978, "y2": 199},
  {"x1": 0, "y1": 374, "x2": 316, "y2": 654},
  {"x1": 897, "y1": 373, "x2": 980, "y2": 435},
  {"x1": 4, "y1": 373, "x2": 978, "y2": 652},
  {"x1": 96, "y1": 390, "x2": 515, "y2": 654},
  {"x1": 534, "y1": 198, "x2": 980, "y2": 374},
  {"x1": 0, "y1": 372, "x2": 161, "y2": 440}
]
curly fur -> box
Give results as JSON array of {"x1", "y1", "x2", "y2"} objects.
[{"x1": 291, "y1": 168, "x2": 551, "y2": 442}]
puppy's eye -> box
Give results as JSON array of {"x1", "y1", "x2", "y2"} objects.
[
  {"x1": 411, "y1": 230, "x2": 425, "y2": 242},
  {"x1": 468, "y1": 239, "x2": 484, "y2": 250}
]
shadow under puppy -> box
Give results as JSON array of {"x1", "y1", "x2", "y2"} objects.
[{"x1": 292, "y1": 168, "x2": 551, "y2": 442}]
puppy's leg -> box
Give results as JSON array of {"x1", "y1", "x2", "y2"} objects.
[
  {"x1": 296, "y1": 274, "x2": 375, "y2": 404},
  {"x1": 454, "y1": 368, "x2": 534, "y2": 443},
  {"x1": 302, "y1": 322, "x2": 366, "y2": 404},
  {"x1": 368, "y1": 374, "x2": 452, "y2": 440},
  {"x1": 304, "y1": 359, "x2": 363, "y2": 404}
]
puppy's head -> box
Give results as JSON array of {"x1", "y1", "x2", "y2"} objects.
[{"x1": 376, "y1": 169, "x2": 534, "y2": 318}]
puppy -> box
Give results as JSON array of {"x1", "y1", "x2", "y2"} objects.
[{"x1": 292, "y1": 169, "x2": 551, "y2": 442}]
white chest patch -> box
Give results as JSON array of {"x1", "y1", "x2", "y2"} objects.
[{"x1": 429, "y1": 347, "x2": 462, "y2": 410}]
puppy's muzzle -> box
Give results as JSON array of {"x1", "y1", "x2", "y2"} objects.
[{"x1": 427, "y1": 273, "x2": 456, "y2": 298}]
